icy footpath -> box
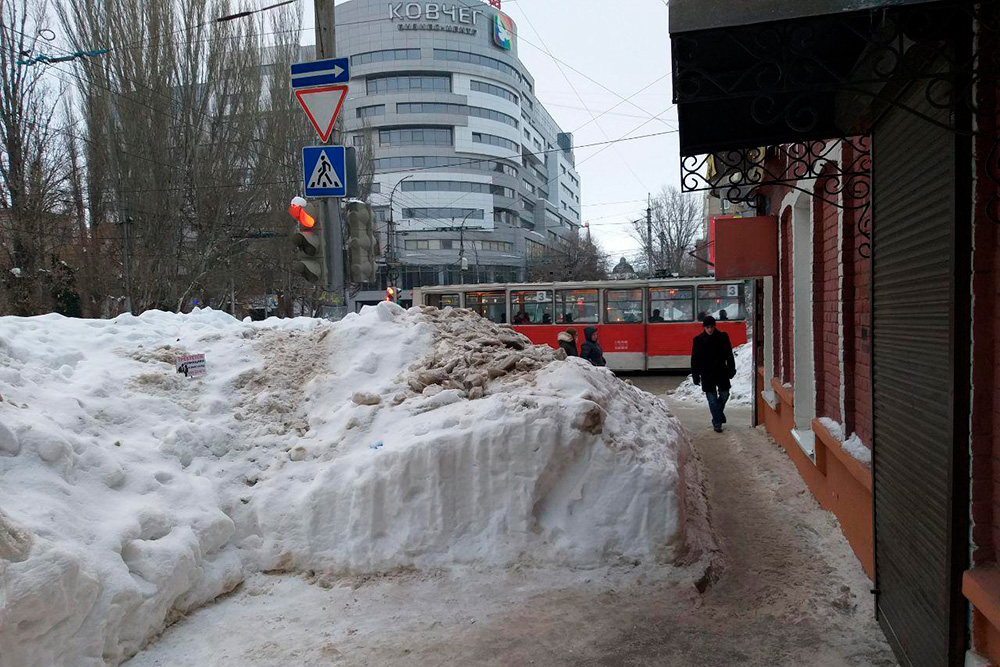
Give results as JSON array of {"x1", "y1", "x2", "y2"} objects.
[{"x1": 0, "y1": 303, "x2": 693, "y2": 667}]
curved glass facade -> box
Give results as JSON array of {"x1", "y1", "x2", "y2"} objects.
[{"x1": 337, "y1": 0, "x2": 583, "y2": 305}]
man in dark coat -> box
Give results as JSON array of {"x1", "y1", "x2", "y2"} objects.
[
  {"x1": 690, "y1": 315, "x2": 736, "y2": 432},
  {"x1": 557, "y1": 328, "x2": 578, "y2": 357},
  {"x1": 580, "y1": 326, "x2": 606, "y2": 367}
]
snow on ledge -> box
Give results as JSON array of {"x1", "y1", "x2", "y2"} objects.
[{"x1": 817, "y1": 417, "x2": 872, "y2": 467}]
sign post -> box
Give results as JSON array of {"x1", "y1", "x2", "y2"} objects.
[{"x1": 292, "y1": 4, "x2": 349, "y2": 313}]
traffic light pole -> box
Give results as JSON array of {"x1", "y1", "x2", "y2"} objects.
[{"x1": 314, "y1": 0, "x2": 346, "y2": 313}]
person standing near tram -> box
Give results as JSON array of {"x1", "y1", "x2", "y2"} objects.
[{"x1": 690, "y1": 315, "x2": 736, "y2": 433}]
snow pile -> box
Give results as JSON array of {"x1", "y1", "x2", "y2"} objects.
[
  {"x1": 0, "y1": 303, "x2": 692, "y2": 666},
  {"x1": 673, "y1": 342, "x2": 753, "y2": 405},
  {"x1": 818, "y1": 418, "x2": 872, "y2": 466}
]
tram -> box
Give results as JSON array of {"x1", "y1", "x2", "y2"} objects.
[{"x1": 413, "y1": 278, "x2": 748, "y2": 371}]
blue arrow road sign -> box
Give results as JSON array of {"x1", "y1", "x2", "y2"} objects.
[
  {"x1": 303, "y1": 146, "x2": 347, "y2": 198},
  {"x1": 290, "y1": 57, "x2": 350, "y2": 89}
]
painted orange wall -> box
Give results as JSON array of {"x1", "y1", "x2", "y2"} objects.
[{"x1": 757, "y1": 369, "x2": 874, "y2": 579}]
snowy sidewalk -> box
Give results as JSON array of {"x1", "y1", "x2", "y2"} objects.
[{"x1": 126, "y1": 379, "x2": 896, "y2": 667}]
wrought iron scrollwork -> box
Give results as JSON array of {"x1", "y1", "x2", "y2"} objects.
[{"x1": 680, "y1": 137, "x2": 872, "y2": 257}]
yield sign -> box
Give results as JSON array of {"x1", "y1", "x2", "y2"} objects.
[{"x1": 295, "y1": 85, "x2": 348, "y2": 143}]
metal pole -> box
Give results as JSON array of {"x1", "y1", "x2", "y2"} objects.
[
  {"x1": 314, "y1": 0, "x2": 345, "y2": 315},
  {"x1": 646, "y1": 193, "x2": 653, "y2": 278},
  {"x1": 386, "y1": 175, "x2": 412, "y2": 290},
  {"x1": 122, "y1": 211, "x2": 133, "y2": 315}
]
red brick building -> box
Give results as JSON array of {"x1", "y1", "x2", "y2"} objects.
[{"x1": 670, "y1": 2, "x2": 1000, "y2": 665}]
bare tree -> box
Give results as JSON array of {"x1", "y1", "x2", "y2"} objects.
[
  {"x1": 59, "y1": 0, "x2": 306, "y2": 314},
  {"x1": 527, "y1": 228, "x2": 608, "y2": 282},
  {"x1": 0, "y1": 0, "x2": 77, "y2": 315},
  {"x1": 629, "y1": 186, "x2": 703, "y2": 277}
]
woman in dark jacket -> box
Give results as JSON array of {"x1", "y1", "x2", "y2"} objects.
[
  {"x1": 558, "y1": 328, "x2": 579, "y2": 357},
  {"x1": 580, "y1": 326, "x2": 606, "y2": 367}
]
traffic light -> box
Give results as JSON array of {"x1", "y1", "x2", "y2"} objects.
[
  {"x1": 345, "y1": 200, "x2": 377, "y2": 283},
  {"x1": 289, "y1": 196, "x2": 323, "y2": 284},
  {"x1": 385, "y1": 286, "x2": 398, "y2": 303}
]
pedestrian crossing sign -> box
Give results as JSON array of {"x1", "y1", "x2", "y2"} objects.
[{"x1": 302, "y1": 145, "x2": 346, "y2": 197}]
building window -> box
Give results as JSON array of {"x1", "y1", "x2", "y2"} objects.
[
  {"x1": 493, "y1": 209, "x2": 518, "y2": 226},
  {"x1": 356, "y1": 104, "x2": 385, "y2": 119},
  {"x1": 402, "y1": 207, "x2": 484, "y2": 220},
  {"x1": 522, "y1": 180, "x2": 535, "y2": 194},
  {"x1": 400, "y1": 180, "x2": 513, "y2": 198},
  {"x1": 472, "y1": 132, "x2": 519, "y2": 152},
  {"x1": 379, "y1": 127, "x2": 452, "y2": 146},
  {"x1": 476, "y1": 240, "x2": 513, "y2": 252},
  {"x1": 352, "y1": 135, "x2": 366, "y2": 147},
  {"x1": 397, "y1": 102, "x2": 465, "y2": 115},
  {"x1": 351, "y1": 48, "x2": 420, "y2": 66},
  {"x1": 401, "y1": 266, "x2": 441, "y2": 289},
  {"x1": 373, "y1": 155, "x2": 517, "y2": 177},
  {"x1": 555, "y1": 289, "x2": 599, "y2": 324},
  {"x1": 521, "y1": 198, "x2": 535, "y2": 213},
  {"x1": 433, "y1": 49, "x2": 522, "y2": 82},
  {"x1": 467, "y1": 105, "x2": 518, "y2": 127},
  {"x1": 367, "y1": 74, "x2": 450, "y2": 95},
  {"x1": 470, "y1": 80, "x2": 518, "y2": 105},
  {"x1": 370, "y1": 182, "x2": 382, "y2": 194},
  {"x1": 648, "y1": 286, "x2": 694, "y2": 322},
  {"x1": 604, "y1": 289, "x2": 643, "y2": 323}
]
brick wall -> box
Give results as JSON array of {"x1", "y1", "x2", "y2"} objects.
[
  {"x1": 814, "y1": 174, "x2": 843, "y2": 423},
  {"x1": 780, "y1": 206, "x2": 794, "y2": 384},
  {"x1": 842, "y1": 141, "x2": 873, "y2": 449},
  {"x1": 972, "y1": 69, "x2": 999, "y2": 565}
]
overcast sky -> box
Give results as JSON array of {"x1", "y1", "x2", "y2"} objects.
[{"x1": 302, "y1": 0, "x2": 679, "y2": 262}]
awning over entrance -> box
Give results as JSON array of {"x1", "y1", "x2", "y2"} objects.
[{"x1": 669, "y1": 0, "x2": 970, "y2": 156}]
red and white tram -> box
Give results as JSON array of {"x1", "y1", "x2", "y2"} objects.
[{"x1": 413, "y1": 279, "x2": 747, "y2": 371}]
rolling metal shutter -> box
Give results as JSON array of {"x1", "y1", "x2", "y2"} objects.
[{"x1": 872, "y1": 75, "x2": 967, "y2": 665}]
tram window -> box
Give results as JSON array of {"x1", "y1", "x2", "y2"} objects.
[
  {"x1": 697, "y1": 284, "x2": 744, "y2": 321},
  {"x1": 510, "y1": 290, "x2": 552, "y2": 324},
  {"x1": 426, "y1": 293, "x2": 460, "y2": 308},
  {"x1": 605, "y1": 289, "x2": 643, "y2": 323},
  {"x1": 466, "y1": 290, "x2": 506, "y2": 323},
  {"x1": 648, "y1": 286, "x2": 694, "y2": 322},
  {"x1": 554, "y1": 289, "x2": 598, "y2": 324}
]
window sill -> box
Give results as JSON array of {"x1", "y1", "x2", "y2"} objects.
[
  {"x1": 791, "y1": 428, "x2": 816, "y2": 464},
  {"x1": 761, "y1": 389, "x2": 778, "y2": 411}
]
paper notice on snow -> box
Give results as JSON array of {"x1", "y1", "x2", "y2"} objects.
[{"x1": 175, "y1": 353, "x2": 206, "y2": 377}]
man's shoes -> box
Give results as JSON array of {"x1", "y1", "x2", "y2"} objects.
[{"x1": 713, "y1": 425, "x2": 723, "y2": 433}]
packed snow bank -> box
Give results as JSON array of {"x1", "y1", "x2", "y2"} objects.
[
  {"x1": 673, "y1": 342, "x2": 753, "y2": 405},
  {"x1": 0, "y1": 303, "x2": 693, "y2": 667}
]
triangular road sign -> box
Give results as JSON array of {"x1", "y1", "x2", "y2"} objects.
[
  {"x1": 307, "y1": 149, "x2": 344, "y2": 189},
  {"x1": 295, "y1": 85, "x2": 348, "y2": 143}
]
